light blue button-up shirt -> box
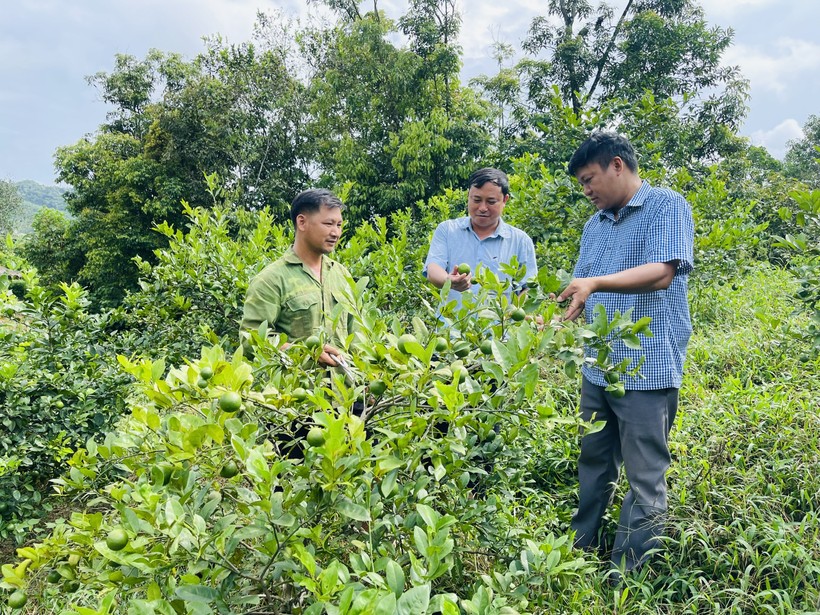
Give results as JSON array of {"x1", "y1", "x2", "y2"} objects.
[
  {"x1": 424, "y1": 217, "x2": 538, "y2": 309},
  {"x1": 574, "y1": 181, "x2": 695, "y2": 390}
]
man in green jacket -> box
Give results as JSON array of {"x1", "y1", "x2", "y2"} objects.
[{"x1": 241, "y1": 188, "x2": 355, "y2": 366}]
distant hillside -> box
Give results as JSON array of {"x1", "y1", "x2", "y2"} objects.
[{"x1": 13, "y1": 180, "x2": 69, "y2": 234}]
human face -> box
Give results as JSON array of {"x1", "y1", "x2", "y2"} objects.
[
  {"x1": 575, "y1": 159, "x2": 629, "y2": 211},
  {"x1": 467, "y1": 182, "x2": 509, "y2": 236},
  {"x1": 297, "y1": 205, "x2": 343, "y2": 256}
]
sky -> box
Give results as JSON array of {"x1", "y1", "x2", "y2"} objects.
[{"x1": 2, "y1": 0, "x2": 819, "y2": 186}]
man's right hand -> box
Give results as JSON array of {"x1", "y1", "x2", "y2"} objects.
[{"x1": 319, "y1": 344, "x2": 345, "y2": 367}]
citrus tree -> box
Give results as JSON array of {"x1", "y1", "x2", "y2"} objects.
[
  {"x1": 0, "y1": 270, "x2": 130, "y2": 542},
  {"x1": 0, "y1": 267, "x2": 650, "y2": 613}
]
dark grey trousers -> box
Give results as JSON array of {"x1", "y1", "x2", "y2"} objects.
[{"x1": 571, "y1": 377, "x2": 679, "y2": 571}]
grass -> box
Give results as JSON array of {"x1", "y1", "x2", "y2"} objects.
[{"x1": 519, "y1": 265, "x2": 820, "y2": 614}]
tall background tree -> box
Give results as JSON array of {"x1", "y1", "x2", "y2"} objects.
[
  {"x1": 474, "y1": 0, "x2": 748, "y2": 169},
  {"x1": 49, "y1": 21, "x2": 312, "y2": 305},
  {"x1": 302, "y1": 0, "x2": 490, "y2": 223},
  {"x1": 784, "y1": 115, "x2": 820, "y2": 188},
  {"x1": 0, "y1": 180, "x2": 23, "y2": 236}
]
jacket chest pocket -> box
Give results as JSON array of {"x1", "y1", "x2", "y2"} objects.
[{"x1": 285, "y1": 294, "x2": 320, "y2": 336}]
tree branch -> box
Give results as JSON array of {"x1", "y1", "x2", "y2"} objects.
[{"x1": 587, "y1": 0, "x2": 634, "y2": 102}]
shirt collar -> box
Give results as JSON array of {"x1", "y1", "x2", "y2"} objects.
[
  {"x1": 283, "y1": 246, "x2": 336, "y2": 270},
  {"x1": 457, "y1": 216, "x2": 511, "y2": 239},
  {"x1": 599, "y1": 180, "x2": 651, "y2": 221}
]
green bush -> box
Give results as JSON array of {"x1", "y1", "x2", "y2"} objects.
[
  {"x1": 0, "y1": 274, "x2": 130, "y2": 541},
  {"x1": 0, "y1": 269, "x2": 648, "y2": 613}
]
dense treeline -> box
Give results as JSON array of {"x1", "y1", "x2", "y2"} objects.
[
  {"x1": 1, "y1": 0, "x2": 820, "y2": 613},
  {"x1": 16, "y1": 0, "x2": 813, "y2": 306}
]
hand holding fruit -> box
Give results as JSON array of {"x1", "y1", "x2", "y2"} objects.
[{"x1": 449, "y1": 263, "x2": 472, "y2": 292}]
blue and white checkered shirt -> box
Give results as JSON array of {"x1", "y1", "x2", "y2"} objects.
[
  {"x1": 574, "y1": 181, "x2": 694, "y2": 390},
  {"x1": 424, "y1": 217, "x2": 537, "y2": 309}
]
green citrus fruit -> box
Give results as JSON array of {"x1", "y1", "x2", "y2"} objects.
[
  {"x1": 305, "y1": 335, "x2": 321, "y2": 349},
  {"x1": 200, "y1": 366, "x2": 214, "y2": 380},
  {"x1": 108, "y1": 569, "x2": 124, "y2": 583},
  {"x1": 7, "y1": 590, "x2": 27, "y2": 609},
  {"x1": 63, "y1": 580, "x2": 80, "y2": 593},
  {"x1": 605, "y1": 372, "x2": 620, "y2": 384},
  {"x1": 397, "y1": 333, "x2": 417, "y2": 354},
  {"x1": 219, "y1": 460, "x2": 240, "y2": 479},
  {"x1": 479, "y1": 340, "x2": 493, "y2": 355},
  {"x1": 55, "y1": 400, "x2": 64, "y2": 409},
  {"x1": 196, "y1": 377, "x2": 209, "y2": 389},
  {"x1": 292, "y1": 387, "x2": 308, "y2": 402},
  {"x1": 434, "y1": 337, "x2": 448, "y2": 352},
  {"x1": 510, "y1": 307, "x2": 526, "y2": 322},
  {"x1": 609, "y1": 386, "x2": 626, "y2": 399},
  {"x1": 369, "y1": 379, "x2": 387, "y2": 396},
  {"x1": 450, "y1": 361, "x2": 467, "y2": 383},
  {"x1": 218, "y1": 391, "x2": 242, "y2": 412},
  {"x1": 457, "y1": 263, "x2": 471, "y2": 275},
  {"x1": 306, "y1": 426, "x2": 326, "y2": 447},
  {"x1": 47, "y1": 569, "x2": 62, "y2": 583},
  {"x1": 106, "y1": 528, "x2": 129, "y2": 551},
  {"x1": 454, "y1": 340, "x2": 471, "y2": 358}
]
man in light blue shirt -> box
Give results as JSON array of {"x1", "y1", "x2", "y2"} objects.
[
  {"x1": 558, "y1": 132, "x2": 695, "y2": 581},
  {"x1": 423, "y1": 168, "x2": 537, "y2": 309}
]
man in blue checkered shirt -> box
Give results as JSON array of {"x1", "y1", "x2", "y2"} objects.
[{"x1": 558, "y1": 132, "x2": 695, "y2": 580}]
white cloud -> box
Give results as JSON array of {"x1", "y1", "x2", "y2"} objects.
[
  {"x1": 724, "y1": 38, "x2": 820, "y2": 96},
  {"x1": 458, "y1": 0, "x2": 541, "y2": 62},
  {"x1": 749, "y1": 119, "x2": 803, "y2": 159},
  {"x1": 699, "y1": 0, "x2": 776, "y2": 19}
]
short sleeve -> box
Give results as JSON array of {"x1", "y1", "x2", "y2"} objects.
[
  {"x1": 648, "y1": 194, "x2": 694, "y2": 275},
  {"x1": 423, "y1": 222, "x2": 451, "y2": 277},
  {"x1": 521, "y1": 235, "x2": 538, "y2": 282}
]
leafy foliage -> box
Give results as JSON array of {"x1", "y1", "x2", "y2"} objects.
[
  {"x1": 784, "y1": 114, "x2": 820, "y2": 188},
  {"x1": 0, "y1": 266, "x2": 648, "y2": 613},
  {"x1": 474, "y1": 0, "x2": 748, "y2": 167},
  {"x1": 0, "y1": 273, "x2": 130, "y2": 541}
]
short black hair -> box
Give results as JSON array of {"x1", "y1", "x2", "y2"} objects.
[
  {"x1": 568, "y1": 131, "x2": 639, "y2": 177},
  {"x1": 290, "y1": 189, "x2": 344, "y2": 227},
  {"x1": 467, "y1": 167, "x2": 510, "y2": 197}
]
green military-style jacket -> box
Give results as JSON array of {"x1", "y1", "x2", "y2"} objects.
[{"x1": 241, "y1": 248, "x2": 355, "y2": 348}]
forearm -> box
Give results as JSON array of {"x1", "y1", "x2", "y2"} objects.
[
  {"x1": 590, "y1": 262, "x2": 677, "y2": 294},
  {"x1": 558, "y1": 262, "x2": 677, "y2": 321},
  {"x1": 425, "y1": 263, "x2": 449, "y2": 289}
]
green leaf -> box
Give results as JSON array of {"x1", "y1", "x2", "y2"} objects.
[
  {"x1": 416, "y1": 503, "x2": 439, "y2": 529},
  {"x1": 373, "y1": 593, "x2": 398, "y2": 615},
  {"x1": 385, "y1": 559, "x2": 405, "y2": 598},
  {"x1": 631, "y1": 316, "x2": 653, "y2": 335},
  {"x1": 380, "y1": 468, "x2": 398, "y2": 497},
  {"x1": 396, "y1": 584, "x2": 431, "y2": 615},
  {"x1": 174, "y1": 584, "x2": 218, "y2": 603},
  {"x1": 151, "y1": 358, "x2": 166, "y2": 381},
  {"x1": 621, "y1": 333, "x2": 642, "y2": 350},
  {"x1": 337, "y1": 498, "x2": 371, "y2": 522}
]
